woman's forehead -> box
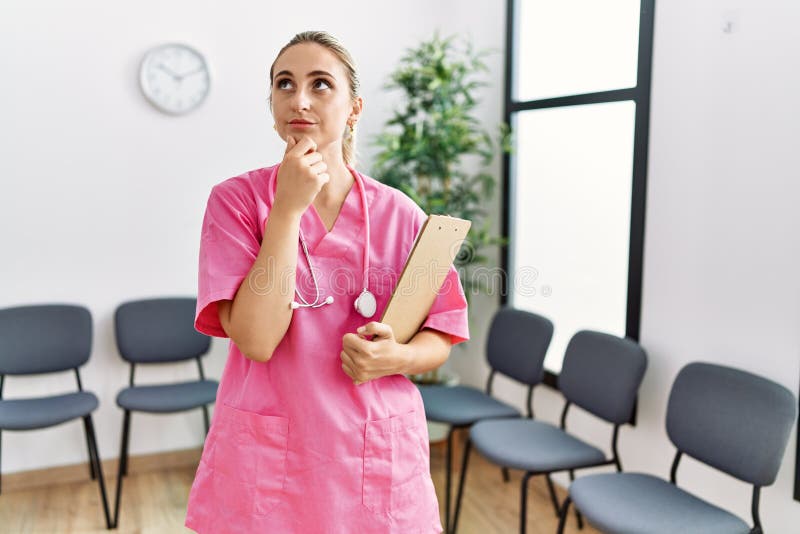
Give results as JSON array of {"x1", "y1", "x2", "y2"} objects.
[{"x1": 274, "y1": 43, "x2": 346, "y2": 79}]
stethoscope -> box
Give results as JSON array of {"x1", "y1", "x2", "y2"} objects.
[{"x1": 269, "y1": 165, "x2": 376, "y2": 318}]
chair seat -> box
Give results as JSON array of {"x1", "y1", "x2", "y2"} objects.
[
  {"x1": 116, "y1": 380, "x2": 218, "y2": 413},
  {"x1": 418, "y1": 385, "x2": 520, "y2": 425},
  {"x1": 470, "y1": 418, "x2": 606, "y2": 472},
  {"x1": 570, "y1": 472, "x2": 750, "y2": 534},
  {"x1": 0, "y1": 391, "x2": 99, "y2": 430}
]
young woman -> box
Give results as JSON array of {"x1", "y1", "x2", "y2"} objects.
[{"x1": 185, "y1": 31, "x2": 469, "y2": 533}]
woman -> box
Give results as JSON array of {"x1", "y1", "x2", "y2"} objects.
[{"x1": 185, "y1": 31, "x2": 469, "y2": 533}]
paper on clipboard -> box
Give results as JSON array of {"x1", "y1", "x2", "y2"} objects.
[{"x1": 380, "y1": 214, "x2": 471, "y2": 344}]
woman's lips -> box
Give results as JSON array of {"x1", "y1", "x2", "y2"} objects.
[{"x1": 288, "y1": 120, "x2": 316, "y2": 129}]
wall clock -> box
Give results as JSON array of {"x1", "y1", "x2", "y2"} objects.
[{"x1": 139, "y1": 43, "x2": 210, "y2": 115}]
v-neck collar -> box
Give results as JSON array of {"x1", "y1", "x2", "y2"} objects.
[
  {"x1": 267, "y1": 164, "x2": 368, "y2": 258},
  {"x1": 308, "y1": 173, "x2": 356, "y2": 236},
  {"x1": 303, "y1": 169, "x2": 360, "y2": 256}
]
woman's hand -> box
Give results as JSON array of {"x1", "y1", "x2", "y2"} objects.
[
  {"x1": 273, "y1": 135, "x2": 329, "y2": 217},
  {"x1": 340, "y1": 322, "x2": 408, "y2": 385}
]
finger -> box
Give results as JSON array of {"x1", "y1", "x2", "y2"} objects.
[
  {"x1": 291, "y1": 135, "x2": 317, "y2": 157},
  {"x1": 342, "y1": 333, "x2": 357, "y2": 350},
  {"x1": 302, "y1": 151, "x2": 324, "y2": 166},
  {"x1": 309, "y1": 161, "x2": 328, "y2": 175},
  {"x1": 341, "y1": 360, "x2": 355, "y2": 381},
  {"x1": 318, "y1": 172, "x2": 330, "y2": 185},
  {"x1": 284, "y1": 135, "x2": 297, "y2": 155},
  {"x1": 357, "y1": 322, "x2": 393, "y2": 340},
  {"x1": 340, "y1": 349, "x2": 356, "y2": 369},
  {"x1": 340, "y1": 352, "x2": 360, "y2": 381}
]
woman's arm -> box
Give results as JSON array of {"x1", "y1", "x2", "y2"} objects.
[
  {"x1": 398, "y1": 328, "x2": 452, "y2": 375},
  {"x1": 219, "y1": 136, "x2": 328, "y2": 363},
  {"x1": 340, "y1": 323, "x2": 452, "y2": 384},
  {"x1": 218, "y1": 203, "x2": 301, "y2": 362}
]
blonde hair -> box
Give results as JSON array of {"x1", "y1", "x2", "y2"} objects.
[{"x1": 269, "y1": 31, "x2": 360, "y2": 166}]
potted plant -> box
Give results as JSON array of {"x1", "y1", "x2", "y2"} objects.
[{"x1": 371, "y1": 33, "x2": 510, "y2": 386}]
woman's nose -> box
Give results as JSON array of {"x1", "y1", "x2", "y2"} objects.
[{"x1": 291, "y1": 88, "x2": 311, "y2": 111}]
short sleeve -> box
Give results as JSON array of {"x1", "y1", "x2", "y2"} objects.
[
  {"x1": 195, "y1": 183, "x2": 261, "y2": 338},
  {"x1": 421, "y1": 263, "x2": 470, "y2": 346}
]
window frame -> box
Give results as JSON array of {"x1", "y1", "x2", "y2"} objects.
[{"x1": 501, "y1": 0, "x2": 656, "y2": 390}]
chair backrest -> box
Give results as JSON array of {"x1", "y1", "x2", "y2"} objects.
[
  {"x1": 486, "y1": 307, "x2": 553, "y2": 385},
  {"x1": 0, "y1": 304, "x2": 92, "y2": 375},
  {"x1": 666, "y1": 362, "x2": 797, "y2": 487},
  {"x1": 114, "y1": 297, "x2": 210, "y2": 364},
  {"x1": 559, "y1": 330, "x2": 647, "y2": 425}
]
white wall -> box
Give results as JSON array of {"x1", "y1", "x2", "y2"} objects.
[
  {"x1": 0, "y1": 0, "x2": 478, "y2": 473},
  {"x1": 2, "y1": 0, "x2": 799, "y2": 530},
  {"x1": 450, "y1": 1, "x2": 800, "y2": 530}
]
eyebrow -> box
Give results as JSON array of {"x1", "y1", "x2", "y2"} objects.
[{"x1": 274, "y1": 69, "x2": 336, "y2": 79}]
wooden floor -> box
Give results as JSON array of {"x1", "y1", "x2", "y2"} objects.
[{"x1": 0, "y1": 429, "x2": 598, "y2": 533}]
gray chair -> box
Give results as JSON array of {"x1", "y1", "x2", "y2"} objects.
[
  {"x1": 0, "y1": 304, "x2": 112, "y2": 529},
  {"x1": 558, "y1": 362, "x2": 797, "y2": 534},
  {"x1": 419, "y1": 307, "x2": 554, "y2": 533},
  {"x1": 452, "y1": 330, "x2": 647, "y2": 534},
  {"x1": 111, "y1": 297, "x2": 217, "y2": 529}
]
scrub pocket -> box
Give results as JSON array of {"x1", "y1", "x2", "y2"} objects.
[
  {"x1": 362, "y1": 410, "x2": 428, "y2": 517},
  {"x1": 211, "y1": 403, "x2": 289, "y2": 517}
]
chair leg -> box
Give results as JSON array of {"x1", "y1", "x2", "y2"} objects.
[
  {"x1": 84, "y1": 422, "x2": 97, "y2": 480},
  {"x1": 545, "y1": 474, "x2": 560, "y2": 517},
  {"x1": 113, "y1": 410, "x2": 131, "y2": 529},
  {"x1": 202, "y1": 405, "x2": 210, "y2": 435},
  {"x1": 568, "y1": 469, "x2": 584, "y2": 529},
  {"x1": 520, "y1": 471, "x2": 534, "y2": 534},
  {"x1": 120, "y1": 411, "x2": 131, "y2": 478},
  {"x1": 444, "y1": 428, "x2": 453, "y2": 534},
  {"x1": 83, "y1": 416, "x2": 112, "y2": 529},
  {"x1": 556, "y1": 496, "x2": 572, "y2": 534},
  {"x1": 451, "y1": 437, "x2": 472, "y2": 534},
  {"x1": 502, "y1": 466, "x2": 510, "y2": 482}
]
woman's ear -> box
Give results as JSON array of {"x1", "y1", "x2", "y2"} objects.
[{"x1": 349, "y1": 96, "x2": 364, "y2": 124}]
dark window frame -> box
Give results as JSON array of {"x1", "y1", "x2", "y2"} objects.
[
  {"x1": 500, "y1": 0, "x2": 656, "y2": 392},
  {"x1": 796, "y1": 394, "x2": 800, "y2": 501}
]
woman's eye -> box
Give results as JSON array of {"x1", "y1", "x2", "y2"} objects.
[
  {"x1": 314, "y1": 79, "x2": 332, "y2": 90},
  {"x1": 276, "y1": 79, "x2": 292, "y2": 90}
]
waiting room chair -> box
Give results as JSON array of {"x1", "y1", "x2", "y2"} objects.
[
  {"x1": 452, "y1": 330, "x2": 647, "y2": 534},
  {"x1": 419, "y1": 307, "x2": 554, "y2": 533},
  {"x1": 0, "y1": 304, "x2": 112, "y2": 529},
  {"x1": 558, "y1": 362, "x2": 797, "y2": 534},
  {"x1": 111, "y1": 297, "x2": 217, "y2": 529}
]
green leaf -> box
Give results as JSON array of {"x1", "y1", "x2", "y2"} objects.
[{"x1": 370, "y1": 31, "x2": 511, "y2": 309}]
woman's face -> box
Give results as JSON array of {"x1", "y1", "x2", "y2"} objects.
[{"x1": 271, "y1": 43, "x2": 361, "y2": 158}]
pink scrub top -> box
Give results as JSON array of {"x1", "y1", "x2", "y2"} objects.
[{"x1": 185, "y1": 164, "x2": 469, "y2": 533}]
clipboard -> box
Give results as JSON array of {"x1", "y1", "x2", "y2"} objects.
[{"x1": 380, "y1": 214, "x2": 471, "y2": 343}]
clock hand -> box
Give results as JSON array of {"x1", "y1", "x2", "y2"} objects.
[
  {"x1": 156, "y1": 63, "x2": 180, "y2": 81},
  {"x1": 176, "y1": 66, "x2": 206, "y2": 81}
]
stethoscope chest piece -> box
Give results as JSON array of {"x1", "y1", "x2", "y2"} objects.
[{"x1": 354, "y1": 289, "x2": 377, "y2": 318}]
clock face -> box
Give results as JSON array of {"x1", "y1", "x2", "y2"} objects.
[{"x1": 139, "y1": 43, "x2": 210, "y2": 115}]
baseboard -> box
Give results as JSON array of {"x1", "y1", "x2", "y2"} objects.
[
  {"x1": 3, "y1": 427, "x2": 464, "y2": 493},
  {"x1": 2, "y1": 447, "x2": 202, "y2": 493}
]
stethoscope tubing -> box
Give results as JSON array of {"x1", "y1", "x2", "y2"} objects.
[{"x1": 268, "y1": 164, "x2": 371, "y2": 312}]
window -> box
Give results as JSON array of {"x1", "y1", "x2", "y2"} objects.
[{"x1": 502, "y1": 0, "x2": 655, "y2": 376}]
